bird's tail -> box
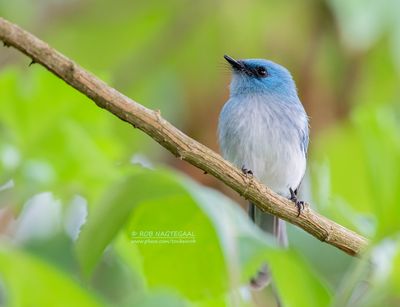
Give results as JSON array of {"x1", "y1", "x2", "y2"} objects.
[{"x1": 248, "y1": 203, "x2": 288, "y2": 290}]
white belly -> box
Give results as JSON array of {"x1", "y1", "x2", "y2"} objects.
[{"x1": 218, "y1": 96, "x2": 307, "y2": 197}]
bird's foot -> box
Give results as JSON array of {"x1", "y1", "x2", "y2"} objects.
[
  {"x1": 241, "y1": 166, "x2": 253, "y2": 200},
  {"x1": 289, "y1": 188, "x2": 304, "y2": 217},
  {"x1": 241, "y1": 165, "x2": 253, "y2": 177}
]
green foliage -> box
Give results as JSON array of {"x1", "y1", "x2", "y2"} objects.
[
  {"x1": 310, "y1": 99, "x2": 400, "y2": 306},
  {"x1": 1, "y1": 0, "x2": 400, "y2": 306},
  {"x1": 0, "y1": 247, "x2": 103, "y2": 307},
  {"x1": 76, "y1": 166, "x2": 331, "y2": 306},
  {"x1": 0, "y1": 68, "x2": 132, "y2": 203},
  {"x1": 270, "y1": 251, "x2": 331, "y2": 307},
  {"x1": 311, "y1": 102, "x2": 400, "y2": 239}
]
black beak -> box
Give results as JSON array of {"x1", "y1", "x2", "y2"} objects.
[{"x1": 224, "y1": 54, "x2": 244, "y2": 71}]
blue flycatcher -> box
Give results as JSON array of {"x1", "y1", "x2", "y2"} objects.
[{"x1": 218, "y1": 55, "x2": 309, "y2": 290}]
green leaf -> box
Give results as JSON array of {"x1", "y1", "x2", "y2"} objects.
[
  {"x1": 77, "y1": 166, "x2": 331, "y2": 305},
  {"x1": 0, "y1": 247, "x2": 103, "y2": 307},
  {"x1": 77, "y1": 167, "x2": 229, "y2": 300},
  {"x1": 75, "y1": 167, "x2": 153, "y2": 277},
  {"x1": 125, "y1": 193, "x2": 227, "y2": 300},
  {"x1": 268, "y1": 250, "x2": 332, "y2": 307}
]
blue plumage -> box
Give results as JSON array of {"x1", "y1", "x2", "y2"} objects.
[{"x1": 218, "y1": 55, "x2": 309, "y2": 290}]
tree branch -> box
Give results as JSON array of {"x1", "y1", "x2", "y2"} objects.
[{"x1": 0, "y1": 17, "x2": 368, "y2": 256}]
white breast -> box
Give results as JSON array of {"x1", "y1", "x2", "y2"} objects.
[{"x1": 218, "y1": 95, "x2": 307, "y2": 197}]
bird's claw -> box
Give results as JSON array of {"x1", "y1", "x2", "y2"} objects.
[
  {"x1": 289, "y1": 187, "x2": 304, "y2": 217},
  {"x1": 241, "y1": 165, "x2": 253, "y2": 177}
]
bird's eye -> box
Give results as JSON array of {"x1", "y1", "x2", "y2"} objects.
[{"x1": 257, "y1": 66, "x2": 267, "y2": 77}]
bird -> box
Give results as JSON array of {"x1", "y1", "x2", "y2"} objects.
[{"x1": 218, "y1": 55, "x2": 309, "y2": 290}]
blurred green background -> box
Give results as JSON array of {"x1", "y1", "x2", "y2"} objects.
[{"x1": 0, "y1": 0, "x2": 400, "y2": 306}]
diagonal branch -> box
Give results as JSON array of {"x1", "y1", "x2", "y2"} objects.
[{"x1": 0, "y1": 17, "x2": 368, "y2": 256}]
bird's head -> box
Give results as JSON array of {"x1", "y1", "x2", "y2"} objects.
[{"x1": 224, "y1": 55, "x2": 297, "y2": 98}]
